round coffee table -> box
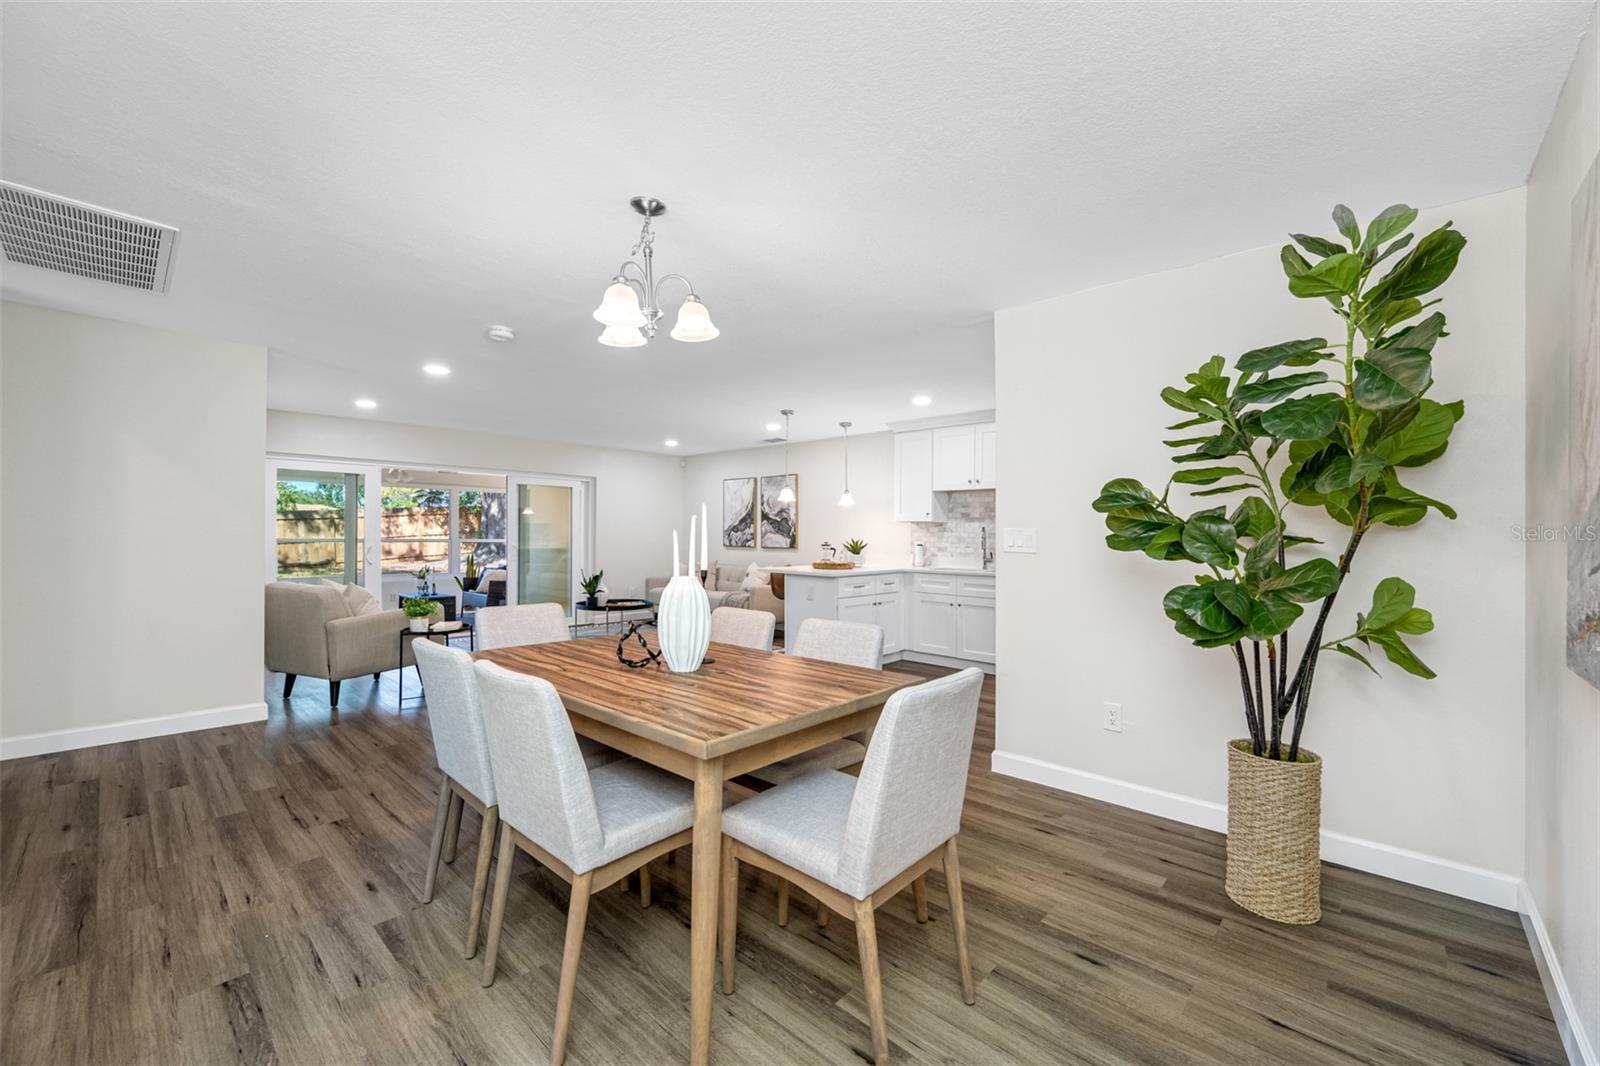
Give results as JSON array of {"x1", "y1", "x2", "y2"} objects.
[{"x1": 573, "y1": 598, "x2": 654, "y2": 634}]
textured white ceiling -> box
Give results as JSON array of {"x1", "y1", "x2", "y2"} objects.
[{"x1": 2, "y1": 2, "x2": 1591, "y2": 454}]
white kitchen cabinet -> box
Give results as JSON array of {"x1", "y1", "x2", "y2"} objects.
[
  {"x1": 911, "y1": 593, "x2": 958, "y2": 655},
  {"x1": 956, "y1": 598, "x2": 997, "y2": 663},
  {"x1": 975, "y1": 421, "x2": 997, "y2": 488},
  {"x1": 838, "y1": 591, "x2": 902, "y2": 655},
  {"x1": 876, "y1": 593, "x2": 903, "y2": 654},
  {"x1": 932, "y1": 425, "x2": 978, "y2": 490},
  {"x1": 893, "y1": 430, "x2": 945, "y2": 522},
  {"x1": 837, "y1": 595, "x2": 877, "y2": 627}
]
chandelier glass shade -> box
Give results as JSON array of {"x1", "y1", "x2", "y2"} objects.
[
  {"x1": 778, "y1": 409, "x2": 796, "y2": 503},
  {"x1": 594, "y1": 197, "x2": 719, "y2": 347}
]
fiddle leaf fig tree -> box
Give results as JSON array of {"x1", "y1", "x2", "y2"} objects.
[{"x1": 1092, "y1": 203, "x2": 1466, "y2": 761}]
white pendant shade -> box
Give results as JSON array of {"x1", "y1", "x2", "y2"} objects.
[
  {"x1": 593, "y1": 282, "x2": 647, "y2": 328},
  {"x1": 838, "y1": 489, "x2": 856, "y2": 508},
  {"x1": 777, "y1": 483, "x2": 796, "y2": 503},
  {"x1": 598, "y1": 323, "x2": 647, "y2": 348},
  {"x1": 670, "y1": 296, "x2": 720, "y2": 342}
]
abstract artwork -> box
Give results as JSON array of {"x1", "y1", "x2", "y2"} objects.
[
  {"x1": 1569, "y1": 155, "x2": 1600, "y2": 690},
  {"x1": 722, "y1": 477, "x2": 756, "y2": 548},
  {"x1": 760, "y1": 474, "x2": 799, "y2": 549}
]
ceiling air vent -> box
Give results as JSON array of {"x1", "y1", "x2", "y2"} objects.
[
  {"x1": 758, "y1": 436, "x2": 787, "y2": 444},
  {"x1": 0, "y1": 181, "x2": 178, "y2": 293}
]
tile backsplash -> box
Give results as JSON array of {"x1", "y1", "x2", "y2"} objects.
[{"x1": 907, "y1": 490, "x2": 995, "y2": 566}]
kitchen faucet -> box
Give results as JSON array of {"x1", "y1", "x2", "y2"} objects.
[{"x1": 982, "y1": 525, "x2": 994, "y2": 570}]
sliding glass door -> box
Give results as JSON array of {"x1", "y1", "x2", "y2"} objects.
[
  {"x1": 507, "y1": 476, "x2": 590, "y2": 615},
  {"x1": 267, "y1": 458, "x2": 384, "y2": 600}
]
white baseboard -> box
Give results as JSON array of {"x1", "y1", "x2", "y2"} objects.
[
  {"x1": 0, "y1": 701, "x2": 269, "y2": 760},
  {"x1": 990, "y1": 749, "x2": 1520, "y2": 909},
  {"x1": 889, "y1": 650, "x2": 997, "y2": 675},
  {"x1": 1520, "y1": 882, "x2": 1598, "y2": 1066}
]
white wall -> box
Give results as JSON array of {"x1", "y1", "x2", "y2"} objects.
[
  {"x1": 995, "y1": 189, "x2": 1529, "y2": 904},
  {"x1": 1523, "y1": 8, "x2": 1599, "y2": 1060},
  {"x1": 266, "y1": 410, "x2": 683, "y2": 598},
  {"x1": 1, "y1": 301, "x2": 268, "y2": 754},
  {"x1": 682, "y1": 431, "x2": 909, "y2": 569}
]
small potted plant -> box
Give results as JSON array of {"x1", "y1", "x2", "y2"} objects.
[
  {"x1": 842, "y1": 538, "x2": 868, "y2": 566},
  {"x1": 402, "y1": 597, "x2": 439, "y2": 633},
  {"x1": 580, "y1": 568, "x2": 605, "y2": 608},
  {"x1": 410, "y1": 566, "x2": 431, "y2": 593},
  {"x1": 453, "y1": 555, "x2": 480, "y2": 594}
]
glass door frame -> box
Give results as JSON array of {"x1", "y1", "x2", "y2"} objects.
[
  {"x1": 507, "y1": 474, "x2": 593, "y2": 619},
  {"x1": 265, "y1": 456, "x2": 385, "y2": 601}
]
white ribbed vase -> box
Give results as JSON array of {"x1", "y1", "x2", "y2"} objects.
[{"x1": 657, "y1": 574, "x2": 710, "y2": 673}]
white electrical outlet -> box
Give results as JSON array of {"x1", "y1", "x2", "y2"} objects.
[
  {"x1": 1103, "y1": 701, "x2": 1123, "y2": 733},
  {"x1": 1003, "y1": 527, "x2": 1037, "y2": 553}
]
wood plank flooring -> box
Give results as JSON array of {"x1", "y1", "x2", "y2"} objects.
[{"x1": 1, "y1": 653, "x2": 1564, "y2": 1064}]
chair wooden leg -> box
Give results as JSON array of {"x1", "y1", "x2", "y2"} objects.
[
  {"x1": 818, "y1": 904, "x2": 830, "y2": 929},
  {"x1": 853, "y1": 899, "x2": 889, "y2": 1064},
  {"x1": 283, "y1": 673, "x2": 297, "y2": 697},
  {"x1": 419, "y1": 777, "x2": 451, "y2": 903},
  {"x1": 480, "y1": 823, "x2": 517, "y2": 988},
  {"x1": 912, "y1": 875, "x2": 929, "y2": 923},
  {"x1": 464, "y1": 805, "x2": 499, "y2": 958},
  {"x1": 329, "y1": 679, "x2": 341, "y2": 707},
  {"x1": 719, "y1": 844, "x2": 738, "y2": 994},
  {"x1": 639, "y1": 863, "x2": 652, "y2": 908},
  {"x1": 944, "y1": 837, "x2": 975, "y2": 1005},
  {"x1": 776, "y1": 880, "x2": 790, "y2": 927},
  {"x1": 550, "y1": 872, "x2": 594, "y2": 1066},
  {"x1": 442, "y1": 791, "x2": 465, "y2": 863}
]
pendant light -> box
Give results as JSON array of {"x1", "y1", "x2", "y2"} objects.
[
  {"x1": 837, "y1": 421, "x2": 856, "y2": 507},
  {"x1": 777, "y1": 409, "x2": 796, "y2": 503}
]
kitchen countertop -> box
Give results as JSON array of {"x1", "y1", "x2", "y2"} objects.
[{"x1": 761, "y1": 564, "x2": 996, "y2": 578}]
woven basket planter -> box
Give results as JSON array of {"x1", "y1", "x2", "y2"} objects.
[{"x1": 1225, "y1": 739, "x2": 1323, "y2": 925}]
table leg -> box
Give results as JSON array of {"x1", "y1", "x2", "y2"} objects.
[{"x1": 689, "y1": 757, "x2": 724, "y2": 1066}]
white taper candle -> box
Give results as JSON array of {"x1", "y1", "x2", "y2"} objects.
[
  {"x1": 701, "y1": 502, "x2": 708, "y2": 570},
  {"x1": 688, "y1": 513, "x2": 698, "y2": 576},
  {"x1": 673, "y1": 529, "x2": 681, "y2": 578}
]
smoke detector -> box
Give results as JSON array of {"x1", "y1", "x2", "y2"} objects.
[
  {"x1": 0, "y1": 181, "x2": 179, "y2": 293},
  {"x1": 486, "y1": 325, "x2": 515, "y2": 343}
]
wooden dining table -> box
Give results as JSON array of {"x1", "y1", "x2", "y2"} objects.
[{"x1": 473, "y1": 635, "x2": 917, "y2": 1065}]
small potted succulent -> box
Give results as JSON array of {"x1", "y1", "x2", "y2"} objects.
[
  {"x1": 580, "y1": 568, "x2": 606, "y2": 608},
  {"x1": 842, "y1": 538, "x2": 868, "y2": 566},
  {"x1": 402, "y1": 597, "x2": 440, "y2": 633}
]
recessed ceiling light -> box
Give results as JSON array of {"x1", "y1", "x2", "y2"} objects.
[
  {"x1": 664, "y1": 439, "x2": 679, "y2": 448},
  {"x1": 765, "y1": 422, "x2": 781, "y2": 433},
  {"x1": 423, "y1": 363, "x2": 451, "y2": 377},
  {"x1": 354, "y1": 398, "x2": 378, "y2": 410},
  {"x1": 912, "y1": 394, "x2": 933, "y2": 407},
  {"x1": 486, "y1": 325, "x2": 515, "y2": 343}
]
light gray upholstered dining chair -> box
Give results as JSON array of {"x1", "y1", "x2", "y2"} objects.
[
  {"x1": 411, "y1": 638, "x2": 503, "y2": 958},
  {"x1": 752, "y1": 618, "x2": 884, "y2": 786},
  {"x1": 719, "y1": 668, "x2": 984, "y2": 1065},
  {"x1": 471, "y1": 602, "x2": 627, "y2": 789},
  {"x1": 474, "y1": 660, "x2": 695, "y2": 1065},
  {"x1": 709, "y1": 605, "x2": 776, "y2": 651},
  {"x1": 474, "y1": 601, "x2": 571, "y2": 650}
]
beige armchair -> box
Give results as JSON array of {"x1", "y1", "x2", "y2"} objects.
[{"x1": 265, "y1": 582, "x2": 419, "y2": 707}]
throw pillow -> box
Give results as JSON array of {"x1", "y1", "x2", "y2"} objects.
[{"x1": 344, "y1": 583, "x2": 380, "y2": 615}]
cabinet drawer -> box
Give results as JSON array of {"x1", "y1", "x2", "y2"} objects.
[
  {"x1": 913, "y1": 574, "x2": 956, "y2": 595},
  {"x1": 956, "y1": 576, "x2": 995, "y2": 599},
  {"x1": 875, "y1": 574, "x2": 902, "y2": 593},
  {"x1": 837, "y1": 577, "x2": 875, "y2": 597}
]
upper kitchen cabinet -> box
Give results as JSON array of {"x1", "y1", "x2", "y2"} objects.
[
  {"x1": 893, "y1": 429, "x2": 946, "y2": 522},
  {"x1": 893, "y1": 414, "x2": 996, "y2": 521}
]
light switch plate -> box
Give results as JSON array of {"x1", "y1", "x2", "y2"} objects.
[{"x1": 1003, "y1": 527, "x2": 1037, "y2": 553}]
